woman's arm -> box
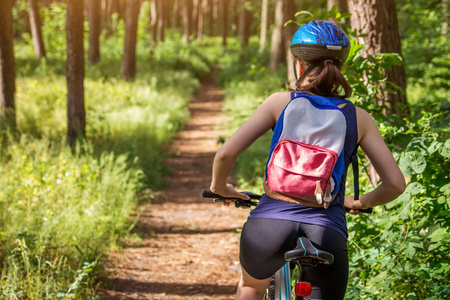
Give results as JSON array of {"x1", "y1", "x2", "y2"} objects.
[
  {"x1": 345, "y1": 108, "x2": 406, "y2": 212},
  {"x1": 210, "y1": 92, "x2": 289, "y2": 199}
]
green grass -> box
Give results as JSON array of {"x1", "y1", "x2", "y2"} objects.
[
  {"x1": 0, "y1": 136, "x2": 144, "y2": 298},
  {"x1": 1, "y1": 2, "x2": 218, "y2": 296}
]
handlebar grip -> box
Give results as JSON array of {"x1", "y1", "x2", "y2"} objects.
[
  {"x1": 201, "y1": 189, "x2": 224, "y2": 199},
  {"x1": 345, "y1": 207, "x2": 373, "y2": 214},
  {"x1": 201, "y1": 189, "x2": 262, "y2": 200}
]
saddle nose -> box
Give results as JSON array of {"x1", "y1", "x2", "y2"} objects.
[{"x1": 284, "y1": 236, "x2": 334, "y2": 265}]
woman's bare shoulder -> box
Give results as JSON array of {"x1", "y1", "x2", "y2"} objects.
[
  {"x1": 262, "y1": 92, "x2": 291, "y2": 110},
  {"x1": 355, "y1": 106, "x2": 379, "y2": 143},
  {"x1": 266, "y1": 91, "x2": 291, "y2": 102},
  {"x1": 355, "y1": 106, "x2": 372, "y2": 119}
]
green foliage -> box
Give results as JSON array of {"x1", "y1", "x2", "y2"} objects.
[
  {"x1": 41, "y1": 1, "x2": 67, "y2": 59},
  {"x1": 397, "y1": 0, "x2": 449, "y2": 107},
  {"x1": 0, "y1": 137, "x2": 142, "y2": 299},
  {"x1": 344, "y1": 39, "x2": 405, "y2": 119},
  {"x1": 288, "y1": 5, "x2": 351, "y2": 28},
  {"x1": 218, "y1": 40, "x2": 286, "y2": 98},
  {"x1": 347, "y1": 112, "x2": 450, "y2": 299}
]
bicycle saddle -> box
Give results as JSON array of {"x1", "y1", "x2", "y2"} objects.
[{"x1": 285, "y1": 237, "x2": 334, "y2": 266}]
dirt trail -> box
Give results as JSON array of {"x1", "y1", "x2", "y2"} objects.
[{"x1": 99, "y1": 75, "x2": 249, "y2": 299}]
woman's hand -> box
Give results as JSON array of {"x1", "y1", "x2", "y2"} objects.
[
  {"x1": 344, "y1": 195, "x2": 369, "y2": 215},
  {"x1": 210, "y1": 183, "x2": 250, "y2": 206}
]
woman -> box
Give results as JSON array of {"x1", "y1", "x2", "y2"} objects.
[{"x1": 209, "y1": 20, "x2": 405, "y2": 300}]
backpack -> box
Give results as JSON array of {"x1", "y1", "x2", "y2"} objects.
[{"x1": 265, "y1": 92, "x2": 356, "y2": 204}]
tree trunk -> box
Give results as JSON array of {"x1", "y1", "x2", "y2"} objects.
[
  {"x1": 259, "y1": 0, "x2": 268, "y2": 52},
  {"x1": 283, "y1": 0, "x2": 297, "y2": 86},
  {"x1": 182, "y1": 0, "x2": 193, "y2": 43},
  {"x1": 240, "y1": 0, "x2": 251, "y2": 47},
  {"x1": 192, "y1": 0, "x2": 199, "y2": 37},
  {"x1": 116, "y1": 0, "x2": 125, "y2": 20},
  {"x1": 443, "y1": 0, "x2": 448, "y2": 36},
  {"x1": 102, "y1": 0, "x2": 111, "y2": 24},
  {"x1": 213, "y1": 0, "x2": 218, "y2": 20},
  {"x1": 121, "y1": 0, "x2": 140, "y2": 80},
  {"x1": 66, "y1": 0, "x2": 85, "y2": 144},
  {"x1": 172, "y1": 0, "x2": 179, "y2": 29},
  {"x1": 28, "y1": 0, "x2": 46, "y2": 59},
  {"x1": 327, "y1": 0, "x2": 348, "y2": 13},
  {"x1": 197, "y1": 0, "x2": 205, "y2": 42},
  {"x1": 348, "y1": 0, "x2": 408, "y2": 115},
  {"x1": 231, "y1": 0, "x2": 238, "y2": 36},
  {"x1": 88, "y1": 0, "x2": 101, "y2": 64},
  {"x1": 269, "y1": 0, "x2": 285, "y2": 71},
  {"x1": 157, "y1": 0, "x2": 165, "y2": 43},
  {"x1": 207, "y1": 0, "x2": 214, "y2": 36},
  {"x1": 221, "y1": 0, "x2": 228, "y2": 47},
  {"x1": 149, "y1": 0, "x2": 157, "y2": 45},
  {"x1": 0, "y1": 0, "x2": 16, "y2": 130}
]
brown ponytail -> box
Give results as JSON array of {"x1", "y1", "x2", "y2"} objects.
[{"x1": 289, "y1": 58, "x2": 352, "y2": 99}]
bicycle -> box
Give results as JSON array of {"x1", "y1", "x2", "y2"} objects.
[{"x1": 202, "y1": 189, "x2": 336, "y2": 300}]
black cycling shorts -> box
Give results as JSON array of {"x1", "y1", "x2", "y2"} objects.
[{"x1": 239, "y1": 218, "x2": 349, "y2": 300}]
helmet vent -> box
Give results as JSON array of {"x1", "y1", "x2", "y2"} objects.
[{"x1": 326, "y1": 45, "x2": 342, "y2": 50}]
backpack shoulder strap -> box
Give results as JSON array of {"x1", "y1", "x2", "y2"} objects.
[{"x1": 351, "y1": 149, "x2": 360, "y2": 200}]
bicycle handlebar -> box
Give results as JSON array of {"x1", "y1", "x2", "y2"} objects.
[
  {"x1": 201, "y1": 189, "x2": 262, "y2": 200},
  {"x1": 201, "y1": 189, "x2": 372, "y2": 213},
  {"x1": 201, "y1": 189, "x2": 260, "y2": 208},
  {"x1": 345, "y1": 206, "x2": 373, "y2": 214}
]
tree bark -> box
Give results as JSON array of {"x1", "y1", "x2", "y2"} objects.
[
  {"x1": 240, "y1": 0, "x2": 252, "y2": 47},
  {"x1": 283, "y1": 0, "x2": 297, "y2": 86},
  {"x1": 28, "y1": 0, "x2": 46, "y2": 59},
  {"x1": 192, "y1": 0, "x2": 199, "y2": 38},
  {"x1": 102, "y1": 0, "x2": 111, "y2": 24},
  {"x1": 172, "y1": 0, "x2": 179, "y2": 29},
  {"x1": 121, "y1": 0, "x2": 140, "y2": 80},
  {"x1": 208, "y1": 0, "x2": 214, "y2": 35},
  {"x1": 197, "y1": 0, "x2": 205, "y2": 42},
  {"x1": 116, "y1": 0, "x2": 125, "y2": 20},
  {"x1": 221, "y1": 0, "x2": 228, "y2": 47},
  {"x1": 66, "y1": 0, "x2": 85, "y2": 144},
  {"x1": 149, "y1": 0, "x2": 157, "y2": 45},
  {"x1": 269, "y1": 0, "x2": 285, "y2": 71},
  {"x1": 157, "y1": 0, "x2": 165, "y2": 43},
  {"x1": 0, "y1": 0, "x2": 16, "y2": 130},
  {"x1": 327, "y1": 0, "x2": 348, "y2": 13},
  {"x1": 348, "y1": 0, "x2": 408, "y2": 115},
  {"x1": 182, "y1": 0, "x2": 193, "y2": 43},
  {"x1": 88, "y1": 0, "x2": 101, "y2": 63},
  {"x1": 259, "y1": 0, "x2": 268, "y2": 52},
  {"x1": 231, "y1": 0, "x2": 238, "y2": 36},
  {"x1": 213, "y1": 0, "x2": 218, "y2": 20}
]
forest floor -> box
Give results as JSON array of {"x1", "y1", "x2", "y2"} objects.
[{"x1": 98, "y1": 74, "x2": 249, "y2": 299}]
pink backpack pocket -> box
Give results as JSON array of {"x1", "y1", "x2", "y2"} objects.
[{"x1": 266, "y1": 140, "x2": 338, "y2": 199}]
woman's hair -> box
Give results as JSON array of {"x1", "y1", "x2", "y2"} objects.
[{"x1": 288, "y1": 58, "x2": 352, "y2": 99}]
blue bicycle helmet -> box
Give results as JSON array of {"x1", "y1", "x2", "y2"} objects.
[{"x1": 290, "y1": 20, "x2": 350, "y2": 63}]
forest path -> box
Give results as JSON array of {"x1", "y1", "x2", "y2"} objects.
[{"x1": 99, "y1": 75, "x2": 248, "y2": 299}]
